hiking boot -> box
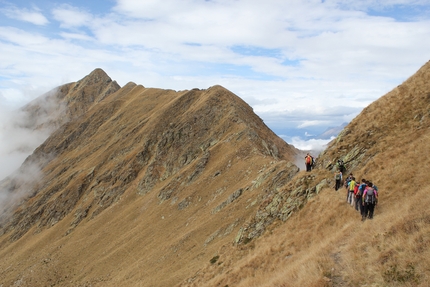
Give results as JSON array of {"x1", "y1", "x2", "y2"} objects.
[{"x1": 361, "y1": 216, "x2": 366, "y2": 222}]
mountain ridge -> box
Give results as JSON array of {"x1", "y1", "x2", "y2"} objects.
[
  {"x1": 0, "y1": 69, "x2": 308, "y2": 286},
  {"x1": 174, "y1": 60, "x2": 430, "y2": 286},
  {"x1": 1, "y1": 62, "x2": 430, "y2": 286}
]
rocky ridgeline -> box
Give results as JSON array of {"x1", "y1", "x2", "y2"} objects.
[{"x1": 0, "y1": 70, "x2": 299, "y2": 244}]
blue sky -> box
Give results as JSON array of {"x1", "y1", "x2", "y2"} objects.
[{"x1": 1, "y1": 0, "x2": 430, "y2": 155}]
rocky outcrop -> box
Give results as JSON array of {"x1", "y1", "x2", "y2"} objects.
[{"x1": 235, "y1": 170, "x2": 330, "y2": 244}]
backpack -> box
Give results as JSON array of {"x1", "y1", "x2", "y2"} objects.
[
  {"x1": 335, "y1": 173, "x2": 341, "y2": 180},
  {"x1": 365, "y1": 188, "x2": 376, "y2": 204},
  {"x1": 306, "y1": 156, "x2": 311, "y2": 164},
  {"x1": 353, "y1": 184, "x2": 359, "y2": 195}
]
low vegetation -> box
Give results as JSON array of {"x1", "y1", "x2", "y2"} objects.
[{"x1": 1, "y1": 61, "x2": 429, "y2": 286}]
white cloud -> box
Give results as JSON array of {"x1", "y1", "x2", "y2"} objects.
[
  {"x1": 59, "y1": 32, "x2": 93, "y2": 41},
  {"x1": 0, "y1": 107, "x2": 49, "y2": 180},
  {"x1": 52, "y1": 4, "x2": 93, "y2": 28},
  {"x1": 0, "y1": 26, "x2": 48, "y2": 46},
  {"x1": 298, "y1": 121, "x2": 328, "y2": 128},
  {"x1": 0, "y1": 0, "x2": 430, "y2": 147},
  {"x1": 287, "y1": 136, "x2": 334, "y2": 153},
  {"x1": 1, "y1": 6, "x2": 49, "y2": 25}
]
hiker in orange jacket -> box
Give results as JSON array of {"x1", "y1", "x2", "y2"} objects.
[{"x1": 305, "y1": 153, "x2": 313, "y2": 172}]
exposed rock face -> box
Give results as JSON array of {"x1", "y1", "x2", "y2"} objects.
[{"x1": 235, "y1": 168, "x2": 329, "y2": 244}]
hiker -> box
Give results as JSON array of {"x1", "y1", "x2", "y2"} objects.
[
  {"x1": 353, "y1": 181, "x2": 359, "y2": 208},
  {"x1": 362, "y1": 182, "x2": 378, "y2": 220},
  {"x1": 305, "y1": 153, "x2": 313, "y2": 172},
  {"x1": 356, "y1": 179, "x2": 367, "y2": 214},
  {"x1": 336, "y1": 159, "x2": 345, "y2": 174},
  {"x1": 344, "y1": 173, "x2": 353, "y2": 202},
  {"x1": 372, "y1": 183, "x2": 379, "y2": 206},
  {"x1": 311, "y1": 156, "x2": 316, "y2": 169},
  {"x1": 347, "y1": 176, "x2": 356, "y2": 206},
  {"x1": 334, "y1": 170, "x2": 342, "y2": 191}
]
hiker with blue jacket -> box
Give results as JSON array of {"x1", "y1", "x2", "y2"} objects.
[{"x1": 355, "y1": 179, "x2": 367, "y2": 214}]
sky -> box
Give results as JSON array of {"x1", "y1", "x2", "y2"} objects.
[{"x1": 1, "y1": 0, "x2": 430, "y2": 179}]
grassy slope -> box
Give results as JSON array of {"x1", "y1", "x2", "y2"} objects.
[
  {"x1": 176, "y1": 61, "x2": 430, "y2": 287},
  {"x1": 0, "y1": 80, "x2": 299, "y2": 286},
  {"x1": 1, "y1": 60, "x2": 429, "y2": 286}
]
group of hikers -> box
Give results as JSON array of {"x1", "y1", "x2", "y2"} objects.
[
  {"x1": 303, "y1": 156, "x2": 379, "y2": 221},
  {"x1": 334, "y1": 159, "x2": 379, "y2": 221}
]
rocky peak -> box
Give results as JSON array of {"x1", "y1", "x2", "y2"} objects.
[
  {"x1": 21, "y1": 69, "x2": 121, "y2": 132},
  {"x1": 65, "y1": 68, "x2": 121, "y2": 118}
]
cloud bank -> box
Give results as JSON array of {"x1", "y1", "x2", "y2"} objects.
[
  {"x1": 0, "y1": 105, "x2": 51, "y2": 180},
  {"x1": 0, "y1": 0, "x2": 430, "y2": 139}
]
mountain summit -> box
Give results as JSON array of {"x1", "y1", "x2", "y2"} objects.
[
  {"x1": 21, "y1": 68, "x2": 120, "y2": 131},
  {"x1": 0, "y1": 69, "x2": 305, "y2": 286}
]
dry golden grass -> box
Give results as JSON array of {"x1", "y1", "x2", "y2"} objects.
[
  {"x1": 1, "y1": 62, "x2": 430, "y2": 286},
  {"x1": 182, "y1": 180, "x2": 429, "y2": 286},
  {"x1": 176, "y1": 61, "x2": 430, "y2": 287},
  {"x1": 0, "y1": 75, "x2": 300, "y2": 287}
]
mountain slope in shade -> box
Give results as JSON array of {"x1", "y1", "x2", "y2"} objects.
[{"x1": 0, "y1": 70, "x2": 306, "y2": 286}]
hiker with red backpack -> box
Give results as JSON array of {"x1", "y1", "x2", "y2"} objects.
[
  {"x1": 305, "y1": 153, "x2": 313, "y2": 172},
  {"x1": 353, "y1": 181, "x2": 359, "y2": 208},
  {"x1": 362, "y1": 182, "x2": 378, "y2": 220}
]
